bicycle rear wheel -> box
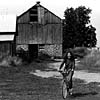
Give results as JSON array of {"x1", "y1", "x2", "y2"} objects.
[{"x1": 62, "y1": 81, "x2": 69, "y2": 99}]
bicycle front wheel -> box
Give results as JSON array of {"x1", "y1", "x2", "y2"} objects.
[{"x1": 62, "y1": 81, "x2": 69, "y2": 99}]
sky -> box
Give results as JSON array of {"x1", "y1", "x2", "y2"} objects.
[{"x1": 0, "y1": 0, "x2": 100, "y2": 46}]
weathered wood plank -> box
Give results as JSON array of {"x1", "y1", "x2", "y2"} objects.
[
  {"x1": 17, "y1": 23, "x2": 62, "y2": 44},
  {"x1": 37, "y1": 24, "x2": 44, "y2": 44},
  {"x1": 18, "y1": 12, "x2": 30, "y2": 23},
  {"x1": 17, "y1": 5, "x2": 62, "y2": 45},
  {"x1": 17, "y1": 24, "x2": 39, "y2": 44},
  {"x1": 38, "y1": 7, "x2": 45, "y2": 24},
  {"x1": 52, "y1": 24, "x2": 62, "y2": 44}
]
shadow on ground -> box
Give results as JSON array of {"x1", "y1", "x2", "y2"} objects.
[
  {"x1": 72, "y1": 91, "x2": 98, "y2": 98},
  {"x1": 70, "y1": 78, "x2": 100, "y2": 99}
]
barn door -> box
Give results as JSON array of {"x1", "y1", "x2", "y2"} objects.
[{"x1": 29, "y1": 44, "x2": 38, "y2": 60}]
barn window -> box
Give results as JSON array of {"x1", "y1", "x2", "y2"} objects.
[
  {"x1": 30, "y1": 6, "x2": 38, "y2": 22},
  {"x1": 39, "y1": 44, "x2": 45, "y2": 49},
  {"x1": 30, "y1": 16, "x2": 38, "y2": 22}
]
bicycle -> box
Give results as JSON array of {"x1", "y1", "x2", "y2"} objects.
[{"x1": 59, "y1": 70, "x2": 71, "y2": 99}]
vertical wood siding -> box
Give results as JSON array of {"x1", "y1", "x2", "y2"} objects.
[
  {"x1": 17, "y1": 24, "x2": 38, "y2": 44},
  {"x1": 37, "y1": 24, "x2": 44, "y2": 44},
  {"x1": 17, "y1": 12, "x2": 30, "y2": 23},
  {"x1": 17, "y1": 5, "x2": 62, "y2": 44},
  {"x1": 0, "y1": 42, "x2": 12, "y2": 57},
  {"x1": 42, "y1": 7, "x2": 61, "y2": 24},
  {"x1": 38, "y1": 7, "x2": 45, "y2": 24}
]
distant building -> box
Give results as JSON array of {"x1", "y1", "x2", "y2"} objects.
[
  {"x1": 16, "y1": 2, "x2": 63, "y2": 59},
  {"x1": 0, "y1": 15, "x2": 16, "y2": 57}
]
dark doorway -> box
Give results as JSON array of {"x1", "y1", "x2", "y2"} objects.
[{"x1": 29, "y1": 44, "x2": 38, "y2": 60}]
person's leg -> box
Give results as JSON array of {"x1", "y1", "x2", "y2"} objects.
[
  {"x1": 65, "y1": 71, "x2": 74, "y2": 95},
  {"x1": 69, "y1": 78, "x2": 72, "y2": 89},
  {"x1": 69, "y1": 77, "x2": 73, "y2": 95}
]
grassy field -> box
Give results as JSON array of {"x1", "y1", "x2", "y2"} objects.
[
  {"x1": 0, "y1": 59, "x2": 99, "y2": 100},
  {"x1": 76, "y1": 49, "x2": 100, "y2": 72},
  {"x1": 0, "y1": 48, "x2": 100, "y2": 100}
]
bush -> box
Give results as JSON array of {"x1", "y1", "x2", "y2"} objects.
[
  {"x1": 38, "y1": 52, "x2": 52, "y2": 61},
  {"x1": 72, "y1": 47, "x2": 91, "y2": 58},
  {"x1": 0, "y1": 56, "x2": 22, "y2": 67},
  {"x1": 79, "y1": 50, "x2": 100, "y2": 70}
]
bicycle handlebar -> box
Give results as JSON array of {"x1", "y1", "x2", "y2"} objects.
[{"x1": 58, "y1": 70, "x2": 66, "y2": 74}]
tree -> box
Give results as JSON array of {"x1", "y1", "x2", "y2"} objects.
[{"x1": 63, "y1": 6, "x2": 97, "y2": 50}]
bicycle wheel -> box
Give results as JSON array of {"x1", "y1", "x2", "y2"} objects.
[{"x1": 62, "y1": 80, "x2": 69, "y2": 99}]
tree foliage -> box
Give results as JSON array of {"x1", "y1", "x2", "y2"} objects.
[{"x1": 63, "y1": 6, "x2": 97, "y2": 49}]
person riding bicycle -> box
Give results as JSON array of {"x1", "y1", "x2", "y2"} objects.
[{"x1": 59, "y1": 49, "x2": 75, "y2": 95}]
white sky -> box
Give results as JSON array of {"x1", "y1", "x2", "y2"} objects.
[
  {"x1": 0, "y1": 0, "x2": 100, "y2": 46},
  {"x1": 0, "y1": 15, "x2": 16, "y2": 32}
]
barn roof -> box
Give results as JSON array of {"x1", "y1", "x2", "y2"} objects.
[
  {"x1": 0, "y1": 15, "x2": 16, "y2": 32},
  {"x1": 0, "y1": 34, "x2": 15, "y2": 41},
  {"x1": 17, "y1": 2, "x2": 62, "y2": 20}
]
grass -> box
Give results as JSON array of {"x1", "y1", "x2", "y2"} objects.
[
  {"x1": 72, "y1": 47, "x2": 91, "y2": 57},
  {"x1": 0, "y1": 61, "x2": 63, "y2": 100},
  {"x1": 0, "y1": 59, "x2": 100, "y2": 100},
  {"x1": 76, "y1": 49, "x2": 100, "y2": 72},
  {"x1": 0, "y1": 47, "x2": 100, "y2": 100},
  {"x1": 0, "y1": 55, "x2": 22, "y2": 67}
]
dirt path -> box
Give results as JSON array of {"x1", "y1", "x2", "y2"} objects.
[
  {"x1": 30, "y1": 61, "x2": 100, "y2": 84},
  {"x1": 29, "y1": 61, "x2": 100, "y2": 100},
  {"x1": 0, "y1": 61, "x2": 99, "y2": 100}
]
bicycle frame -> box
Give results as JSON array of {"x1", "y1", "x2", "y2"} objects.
[{"x1": 59, "y1": 70, "x2": 70, "y2": 99}]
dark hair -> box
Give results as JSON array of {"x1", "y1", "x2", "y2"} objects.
[{"x1": 63, "y1": 49, "x2": 75, "y2": 61}]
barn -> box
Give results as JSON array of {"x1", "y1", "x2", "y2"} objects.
[
  {"x1": 0, "y1": 15, "x2": 16, "y2": 58},
  {"x1": 16, "y1": 2, "x2": 63, "y2": 59}
]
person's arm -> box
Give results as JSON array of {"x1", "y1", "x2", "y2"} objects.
[
  {"x1": 59, "y1": 59, "x2": 65, "y2": 70},
  {"x1": 71, "y1": 60, "x2": 75, "y2": 71},
  {"x1": 59, "y1": 52, "x2": 67, "y2": 70}
]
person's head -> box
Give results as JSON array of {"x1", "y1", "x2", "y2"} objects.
[
  {"x1": 67, "y1": 52, "x2": 71, "y2": 59},
  {"x1": 65, "y1": 49, "x2": 74, "y2": 60}
]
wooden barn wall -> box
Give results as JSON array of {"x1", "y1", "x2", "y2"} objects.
[
  {"x1": 38, "y1": 7, "x2": 45, "y2": 24},
  {"x1": 45, "y1": 12, "x2": 61, "y2": 24},
  {"x1": 43, "y1": 24, "x2": 62, "y2": 44},
  {"x1": 38, "y1": 6, "x2": 62, "y2": 44},
  {"x1": 0, "y1": 42, "x2": 12, "y2": 57},
  {"x1": 37, "y1": 24, "x2": 44, "y2": 44},
  {"x1": 16, "y1": 23, "x2": 45, "y2": 44},
  {"x1": 17, "y1": 12, "x2": 30, "y2": 23},
  {"x1": 16, "y1": 23, "x2": 62, "y2": 44},
  {"x1": 43, "y1": 25, "x2": 52, "y2": 44},
  {"x1": 16, "y1": 6, "x2": 62, "y2": 44},
  {"x1": 16, "y1": 24, "x2": 38, "y2": 44},
  {"x1": 38, "y1": 6, "x2": 62, "y2": 25}
]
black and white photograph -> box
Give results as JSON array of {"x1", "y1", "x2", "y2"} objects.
[{"x1": 0, "y1": 0, "x2": 100, "y2": 99}]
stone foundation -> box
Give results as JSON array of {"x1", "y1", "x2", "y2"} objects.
[
  {"x1": 39, "y1": 44, "x2": 62, "y2": 57},
  {"x1": 17, "y1": 44, "x2": 62, "y2": 58}
]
